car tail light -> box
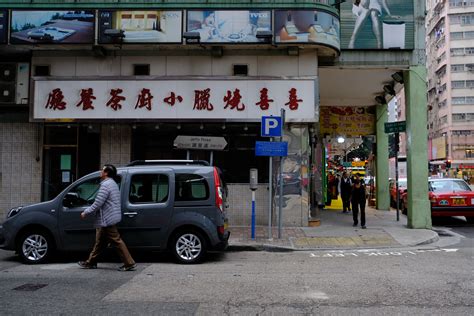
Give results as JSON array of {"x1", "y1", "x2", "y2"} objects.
[
  {"x1": 217, "y1": 225, "x2": 225, "y2": 235},
  {"x1": 213, "y1": 167, "x2": 224, "y2": 213}
]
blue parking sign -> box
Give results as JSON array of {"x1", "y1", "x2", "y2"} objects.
[{"x1": 261, "y1": 116, "x2": 282, "y2": 137}]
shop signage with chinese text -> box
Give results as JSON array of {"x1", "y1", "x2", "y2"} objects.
[
  {"x1": 320, "y1": 106, "x2": 375, "y2": 136},
  {"x1": 33, "y1": 79, "x2": 317, "y2": 121},
  {"x1": 174, "y1": 135, "x2": 227, "y2": 151}
]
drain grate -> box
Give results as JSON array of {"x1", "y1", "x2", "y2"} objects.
[{"x1": 13, "y1": 283, "x2": 48, "y2": 291}]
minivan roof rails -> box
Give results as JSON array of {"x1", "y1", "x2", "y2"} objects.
[{"x1": 126, "y1": 160, "x2": 210, "y2": 167}]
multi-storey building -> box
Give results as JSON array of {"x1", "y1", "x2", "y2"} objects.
[{"x1": 426, "y1": 0, "x2": 474, "y2": 180}]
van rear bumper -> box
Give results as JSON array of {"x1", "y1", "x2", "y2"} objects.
[{"x1": 214, "y1": 231, "x2": 230, "y2": 250}]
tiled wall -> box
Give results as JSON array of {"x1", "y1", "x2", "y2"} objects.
[
  {"x1": 100, "y1": 124, "x2": 132, "y2": 168},
  {"x1": 227, "y1": 184, "x2": 270, "y2": 226},
  {"x1": 0, "y1": 123, "x2": 42, "y2": 218}
]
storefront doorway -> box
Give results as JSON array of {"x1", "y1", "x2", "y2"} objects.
[{"x1": 42, "y1": 125, "x2": 100, "y2": 201}]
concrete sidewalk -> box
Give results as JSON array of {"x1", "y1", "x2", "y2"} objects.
[{"x1": 228, "y1": 206, "x2": 439, "y2": 251}]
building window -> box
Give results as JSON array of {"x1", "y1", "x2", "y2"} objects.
[
  {"x1": 451, "y1": 64, "x2": 464, "y2": 72},
  {"x1": 450, "y1": 48, "x2": 464, "y2": 56},
  {"x1": 34, "y1": 65, "x2": 50, "y2": 76},
  {"x1": 466, "y1": 96, "x2": 474, "y2": 104},
  {"x1": 466, "y1": 150, "x2": 474, "y2": 158},
  {"x1": 465, "y1": 31, "x2": 474, "y2": 39},
  {"x1": 450, "y1": 32, "x2": 463, "y2": 40},
  {"x1": 461, "y1": 14, "x2": 474, "y2": 25},
  {"x1": 452, "y1": 97, "x2": 466, "y2": 104},
  {"x1": 452, "y1": 80, "x2": 465, "y2": 89},
  {"x1": 233, "y1": 64, "x2": 248, "y2": 76},
  {"x1": 466, "y1": 47, "x2": 474, "y2": 55},
  {"x1": 453, "y1": 113, "x2": 466, "y2": 121},
  {"x1": 468, "y1": 113, "x2": 474, "y2": 121}
]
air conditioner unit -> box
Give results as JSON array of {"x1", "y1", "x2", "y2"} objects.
[{"x1": 0, "y1": 62, "x2": 29, "y2": 105}]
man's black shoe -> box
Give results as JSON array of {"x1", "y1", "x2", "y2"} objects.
[
  {"x1": 118, "y1": 264, "x2": 136, "y2": 272},
  {"x1": 361, "y1": 226, "x2": 367, "y2": 229},
  {"x1": 78, "y1": 261, "x2": 97, "y2": 269}
]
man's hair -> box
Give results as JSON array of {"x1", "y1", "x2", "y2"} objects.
[{"x1": 103, "y1": 164, "x2": 117, "y2": 178}]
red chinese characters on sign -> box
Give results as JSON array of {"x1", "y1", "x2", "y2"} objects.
[
  {"x1": 163, "y1": 92, "x2": 183, "y2": 106},
  {"x1": 135, "y1": 88, "x2": 153, "y2": 111},
  {"x1": 256, "y1": 88, "x2": 274, "y2": 110},
  {"x1": 285, "y1": 88, "x2": 302, "y2": 110},
  {"x1": 107, "y1": 89, "x2": 125, "y2": 111},
  {"x1": 193, "y1": 88, "x2": 214, "y2": 111},
  {"x1": 223, "y1": 89, "x2": 245, "y2": 111},
  {"x1": 76, "y1": 88, "x2": 96, "y2": 110},
  {"x1": 45, "y1": 88, "x2": 66, "y2": 110}
]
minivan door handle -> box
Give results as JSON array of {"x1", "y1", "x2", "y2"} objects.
[{"x1": 123, "y1": 212, "x2": 138, "y2": 217}]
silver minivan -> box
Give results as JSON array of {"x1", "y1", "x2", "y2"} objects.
[{"x1": 0, "y1": 160, "x2": 230, "y2": 264}]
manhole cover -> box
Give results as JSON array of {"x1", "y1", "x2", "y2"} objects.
[{"x1": 13, "y1": 283, "x2": 48, "y2": 291}]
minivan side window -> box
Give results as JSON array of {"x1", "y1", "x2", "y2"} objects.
[
  {"x1": 64, "y1": 176, "x2": 121, "y2": 208},
  {"x1": 129, "y1": 174, "x2": 169, "y2": 204},
  {"x1": 175, "y1": 174, "x2": 209, "y2": 201}
]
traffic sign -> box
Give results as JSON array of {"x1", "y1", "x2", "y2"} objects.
[
  {"x1": 174, "y1": 135, "x2": 227, "y2": 150},
  {"x1": 261, "y1": 116, "x2": 282, "y2": 137},
  {"x1": 255, "y1": 141, "x2": 288, "y2": 156},
  {"x1": 384, "y1": 121, "x2": 406, "y2": 133}
]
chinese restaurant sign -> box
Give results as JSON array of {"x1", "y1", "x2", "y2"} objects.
[
  {"x1": 33, "y1": 79, "x2": 317, "y2": 121},
  {"x1": 340, "y1": 0, "x2": 414, "y2": 49},
  {"x1": 320, "y1": 106, "x2": 375, "y2": 136}
]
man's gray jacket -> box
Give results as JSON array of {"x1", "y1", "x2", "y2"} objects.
[{"x1": 83, "y1": 178, "x2": 122, "y2": 227}]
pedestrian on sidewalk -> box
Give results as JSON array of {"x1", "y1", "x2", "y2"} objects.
[
  {"x1": 78, "y1": 164, "x2": 136, "y2": 271},
  {"x1": 351, "y1": 173, "x2": 367, "y2": 229},
  {"x1": 339, "y1": 171, "x2": 352, "y2": 213}
]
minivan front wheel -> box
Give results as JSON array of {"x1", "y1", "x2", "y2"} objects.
[
  {"x1": 17, "y1": 230, "x2": 53, "y2": 264},
  {"x1": 172, "y1": 230, "x2": 207, "y2": 264}
]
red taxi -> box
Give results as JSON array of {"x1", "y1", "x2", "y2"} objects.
[
  {"x1": 389, "y1": 178, "x2": 407, "y2": 208},
  {"x1": 402, "y1": 178, "x2": 474, "y2": 223}
]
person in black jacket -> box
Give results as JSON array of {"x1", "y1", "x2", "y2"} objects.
[
  {"x1": 351, "y1": 173, "x2": 367, "y2": 229},
  {"x1": 338, "y1": 171, "x2": 352, "y2": 213}
]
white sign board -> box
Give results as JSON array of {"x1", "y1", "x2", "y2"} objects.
[
  {"x1": 174, "y1": 135, "x2": 227, "y2": 151},
  {"x1": 33, "y1": 79, "x2": 317, "y2": 122}
]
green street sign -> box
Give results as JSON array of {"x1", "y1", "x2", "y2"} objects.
[{"x1": 384, "y1": 121, "x2": 406, "y2": 134}]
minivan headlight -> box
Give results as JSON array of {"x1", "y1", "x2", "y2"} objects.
[{"x1": 7, "y1": 207, "x2": 22, "y2": 218}]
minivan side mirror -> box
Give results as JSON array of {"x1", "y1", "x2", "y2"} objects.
[{"x1": 63, "y1": 192, "x2": 80, "y2": 208}]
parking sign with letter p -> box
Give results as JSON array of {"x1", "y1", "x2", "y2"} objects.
[{"x1": 261, "y1": 116, "x2": 282, "y2": 137}]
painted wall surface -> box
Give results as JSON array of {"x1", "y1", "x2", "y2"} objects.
[{"x1": 340, "y1": 0, "x2": 414, "y2": 49}]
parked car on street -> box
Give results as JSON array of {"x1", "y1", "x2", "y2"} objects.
[
  {"x1": 389, "y1": 178, "x2": 407, "y2": 208},
  {"x1": 0, "y1": 160, "x2": 230, "y2": 264},
  {"x1": 401, "y1": 178, "x2": 474, "y2": 223}
]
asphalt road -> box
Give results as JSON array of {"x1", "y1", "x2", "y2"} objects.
[{"x1": 0, "y1": 219, "x2": 473, "y2": 315}]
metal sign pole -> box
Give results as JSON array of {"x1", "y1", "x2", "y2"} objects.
[
  {"x1": 278, "y1": 108, "x2": 286, "y2": 239},
  {"x1": 395, "y1": 132, "x2": 400, "y2": 221},
  {"x1": 268, "y1": 139, "x2": 273, "y2": 240}
]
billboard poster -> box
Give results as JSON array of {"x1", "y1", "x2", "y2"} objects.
[
  {"x1": 320, "y1": 106, "x2": 375, "y2": 136},
  {"x1": 186, "y1": 10, "x2": 271, "y2": 43},
  {"x1": 340, "y1": 0, "x2": 414, "y2": 49},
  {"x1": 0, "y1": 10, "x2": 7, "y2": 44},
  {"x1": 10, "y1": 10, "x2": 95, "y2": 44},
  {"x1": 274, "y1": 10, "x2": 340, "y2": 50},
  {"x1": 98, "y1": 10, "x2": 182, "y2": 44}
]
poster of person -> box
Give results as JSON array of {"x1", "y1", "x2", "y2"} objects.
[
  {"x1": 0, "y1": 10, "x2": 7, "y2": 44},
  {"x1": 10, "y1": 10, "x2": 95, "y2": 44},
  {"x1": 320, "y1": 106, "x2": 375, "y2": 136},
  {"x1": 274, "y1": 10, "x2": 340, "y2": 50},
  {"x1": 98, "y1": 10, "x2": 182, "y2": 44},
  {"x1": 340, "y1": 0, "x2": 414, "y2": 49},
  {"x1": 186, "y1": 10, "x2": 271, "y2": 43}
]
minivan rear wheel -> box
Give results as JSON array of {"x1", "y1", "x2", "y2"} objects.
[
  {"x1": 17, "y1": 230, "x2": 53, "y2": 264},
  {"x1": 172, "y1": 230, "x2": 207, "y2": 264}
]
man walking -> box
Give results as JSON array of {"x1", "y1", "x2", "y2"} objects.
[
  {"x1": 338, "y1": 171, "x2": 352, "y2": 213},
  {"x1": 78, "y1": 164, "x2": 136, "y2": 271},
  {"x1": 351, "y1": 173, "x2": 367, "y2": 229}
]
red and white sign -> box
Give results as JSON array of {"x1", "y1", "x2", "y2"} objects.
[{"x1": 33, "y1": 79, "x2": 317, "y2": 121}]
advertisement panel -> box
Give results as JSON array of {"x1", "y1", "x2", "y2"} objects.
[
  {"x1": 98, "y1": 10, "x2": 182, "y2": 44},
  {"x1": 340, "y1": 0, "x2": 414, "y2": 49},
  {"x1": 186, "y1": 10, "x2": 271, "y2": 43},
  {"x1": 0, "y1": 10, "x2": 7, "y2": 44},
  {"x1": 431, "y1": 136, "x2": 447, "y2": 160},
  {"x1": 33, "y1": 79, "x2": 317, "y2": 121},
  {"x1": 274, "y1": 10, "x2": 340, "y2": 50},
  {"x1": 10, "y1": 10, "x2": 95, "y2": 44},
  {"x1": 320, "y1": 106, "x2": 375, "y2": 136}
]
